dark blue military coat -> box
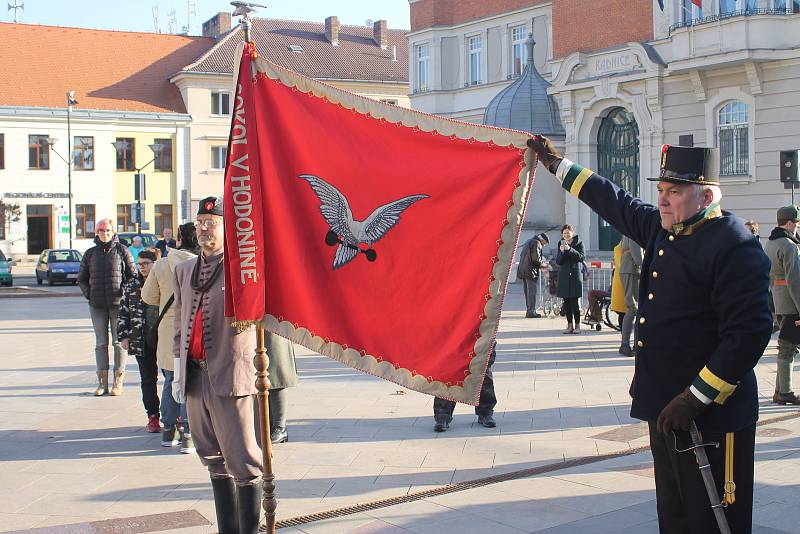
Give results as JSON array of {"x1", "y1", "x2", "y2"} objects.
[{"x1": 556, "y1": 160, "x2": 772, "y2": 432}]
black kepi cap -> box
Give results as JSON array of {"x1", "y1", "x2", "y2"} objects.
[
  {"x1": 648, "y1": 145, "x2": 720, "y2": 186},
  {"x1": 198, "y1": 196, "x2": 224, "y2": 217}
]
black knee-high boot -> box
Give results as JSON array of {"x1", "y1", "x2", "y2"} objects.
[
  {"x1": 236, "y1": 483, "x2": 262, "y2": 534},
  {"x1": 210, "y1": 477, "x2": 239, "y2": 534},
  {"x1": 268, "y1": 388, "x2": 288, "y2": 444}
]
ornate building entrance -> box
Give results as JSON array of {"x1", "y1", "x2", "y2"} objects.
[{"x1": 597, "y1": 107, "x2": 640, "y2": 250}]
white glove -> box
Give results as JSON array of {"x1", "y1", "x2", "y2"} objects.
[{"x1": 172, "y1": 358, "x2": 184, "y2": 404}]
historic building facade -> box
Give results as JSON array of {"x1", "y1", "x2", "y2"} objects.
[
  {"x1": 0, "y1": 23, "x2": 209, "y2": 255},
  {"x1": 408, "y1": 0, "x2": 800, "y2": 253}
]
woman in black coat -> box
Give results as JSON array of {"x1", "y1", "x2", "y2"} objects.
[{"x1": 556, "y1": 224, "x2": 585, "y2": 334}]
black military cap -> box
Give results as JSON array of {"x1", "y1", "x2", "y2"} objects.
[
  {"x1": 648, "y1": 144, "x2": 720, "y2": 186},
  {"x1": 197, "y1": 196, "x2": 224, "y2": 217}
]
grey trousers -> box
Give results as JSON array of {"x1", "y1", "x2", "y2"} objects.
[
  {"x1": 88, "y1": 304, "x2": 126, "y2": 373},
  {"x1": 522, "y1": 278, "x2": 538, "y2": 315},
  {"x1": 186, "y1": 367, "x2": 262, "y2": 485},
  {"x1": 620, "y1": 273, "x2": 639, "y2": 347},
  {"x1": 776, "y1": 316, "x2": 798, "y2": 394}
]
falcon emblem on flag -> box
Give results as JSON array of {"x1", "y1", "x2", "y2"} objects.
[{"x1": 299, "y1": 173, "x2": 429, "y2": 270}]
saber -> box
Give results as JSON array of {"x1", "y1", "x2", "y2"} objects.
[{"x1": 688, "y1": 422, "x2": 731, "y2": 534}]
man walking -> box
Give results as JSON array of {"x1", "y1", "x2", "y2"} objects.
[
  {"x1": 529, "y1": 137, "x2": 772, "y2": 533},
  {"x1": 172, "y1": 197, "x2": 261, "y2": 533},
  {"x1": 618, "y1": 235, "x2": 642, "y2": 357},
  {"x1": 765, "y1": 205, "x2": 800, "y2": 405},
  {"x1": 78, "y1": 218, "x2": 135, "y2": 396},
  {"x1": 517, "y1": 233, "x2": 549, "y2": 318}
]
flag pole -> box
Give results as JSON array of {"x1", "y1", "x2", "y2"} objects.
[
  {"x1": 254, "y1": 327, "x2": 277, "y2": 533},
  {"x1": 230, "y1": 2, "x2": 276, "y2": 532}
]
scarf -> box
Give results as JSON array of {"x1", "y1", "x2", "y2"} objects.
[{"x1": 769, "y1": 226, "x2": 800, "y2": 245}]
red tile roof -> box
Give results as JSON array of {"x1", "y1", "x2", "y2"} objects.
[
  {"x1": 182, "y1": 18, "x2": 408, "y2": 83},
  {"x1": 0, "y1": 23, "x2": 215, "y2": 113}
]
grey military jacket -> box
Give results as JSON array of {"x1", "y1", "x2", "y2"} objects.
[
  {"x1": 765, "y1": 228, "x2": 800, "y2": 315},
  {"x1": 173, "y1": 252, "x2": 258, "y2": 397},
  {"x1": 172, "y1": 252, "x2": 298, "y2": 396},
  {"x1": 619, "y1": 236, "x2": 643, "y2": 275}
]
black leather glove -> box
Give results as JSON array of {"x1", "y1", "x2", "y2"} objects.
[
  {"x1": 656, "y1": 388, "x2": 707, "y2": 435},
  {"x1": 526, "y1": 135, "x2": 563, "y2": 174}
]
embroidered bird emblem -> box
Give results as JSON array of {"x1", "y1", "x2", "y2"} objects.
[{"x1": 299, "y1": 174, "x2": 429, "y2": 270}]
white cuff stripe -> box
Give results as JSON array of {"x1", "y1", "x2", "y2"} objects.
[
  {"x1": 555, "y1": 158, "x2": 573, "y2": 182},
  {"x1": 689, "y1": 385, "x2": 713, "y2": 405}
]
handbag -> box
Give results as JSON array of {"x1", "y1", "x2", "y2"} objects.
[
  {"x1": 146, "y1": 295, "x2": 175, "y2": 348},
  {"x1": 779, "y1": 314, "x2": 800, "y2": 345}
]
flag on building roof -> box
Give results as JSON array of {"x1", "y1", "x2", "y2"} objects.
[{"x1": 223, "y1": 42, "x2": 535, "y2": 404}]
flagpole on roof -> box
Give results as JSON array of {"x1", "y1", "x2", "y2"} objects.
[{"x1": 230, "y1": 3, "x2": 276, "y2": 534}]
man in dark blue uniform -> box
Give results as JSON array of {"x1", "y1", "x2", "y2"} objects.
[{"x1": 529, "y1": 136, "x2": 772, "y2": 534}]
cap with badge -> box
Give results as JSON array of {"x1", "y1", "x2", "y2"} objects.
[
  {"x1": 649, "y1": 145, "x2": 720, "y2": 186},
  {"x1": 197, "y1": 196, "x2": 224, "y2": 217},
  {"x1": 536, "y1": 232, "x2": 550, "y2": 244},
  {"x1": 777, "y1": 205, "x2": 800, "y2": 222}
]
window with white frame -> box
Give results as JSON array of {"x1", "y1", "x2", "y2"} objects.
[
  {"x1": 415, "y1": 44, "x2": 430, "y2": 92},
  {"x1": 467, "y1": 35, "x2": 483, "y2": 86},
  {"x1": 774, "y1": 0, "x2": 800, "y2": 12},
  {"x1": 718, "y1": 101, "x2": 749, "y2": 176},
  {"x1": 211, "y1": 92, "x2": 230, "y2": 115},
  {"x1": 511, "y1": 26, "x2": 528, "y2": 77},
  {"x1": 719, "y1": 0, "x2": 757, "y2": 14},
  {"x1": 682, "y1": 0, "x2": 704, "y2": 24},
  {"x1": 211, "y1": 146, "x2": 227, "y2": 170}
]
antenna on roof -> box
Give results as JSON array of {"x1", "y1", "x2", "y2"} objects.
[
  {"x1": 8, "y1": 0, "x2": 24, "y2": 23},
  {"x1": 167, "y1": 9, "x2": 177, "y2": 34},
  {"x1": 183, "y1": 0, "x2": 196, "y2": 34},
  {"x1": 152, "y1": 6, "x2": 160, "y2": 33}
]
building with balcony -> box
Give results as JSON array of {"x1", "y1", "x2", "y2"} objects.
[
  {"x1": 170, "y1": 13, "x2": 410, "y2": 215},
  {"x1": 408, "y1": 0, "x2": 800, "y2": 252}
]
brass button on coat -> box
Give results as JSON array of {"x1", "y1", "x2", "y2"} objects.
[
  {"x1": 639, "y1": 317, "x2": 646, "y2": 325},
  {"x1": 648, "y1": 293, "x2": 654, "y2": 300},
  {"x1": 652, "y1": 271, "x2": 659, "y2": 278},
  {"x1": 637, "y1": 340, "x2": 644, "y2": 348},
  {"x1": 669, "y1": 235, "x2": 675, "y2": 241},
  {"x1": 658, "y1": 249, "x2": 664, "y2": 256}
]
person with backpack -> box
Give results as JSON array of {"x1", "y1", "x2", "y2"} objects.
[
  {"x1": 142, "y1": 222, "x2": 199, "y2": 452},
  {"x1": 516, "y1": 233, "x2": 549, "y2": 318},
  {"x1": 78, "y1": 218, "x2": 136, "y2": 396},
  {"x1": 118, "y1": 248, "x2": 161, "y2": 432}
]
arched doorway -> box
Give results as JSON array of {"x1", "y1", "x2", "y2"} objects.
[{"x1": 597, "y1": 107, "x2": 639, "y2": 250}]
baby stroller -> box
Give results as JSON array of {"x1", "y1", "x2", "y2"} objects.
[{"x1": 541, "y1": 267, "x2": 562, "y2": 317}]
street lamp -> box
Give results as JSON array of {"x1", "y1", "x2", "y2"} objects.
[
  {"x1": 111, "y1": 141, "x2": 164, "y2": 237},
  {"x1": 45, "y1": 90, "x2": 78, "y2": 249}
]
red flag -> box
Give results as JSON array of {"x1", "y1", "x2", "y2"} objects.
[
  {"x1": 224, "y1": 46, "x2": 535, "y2": 404},
  {"x1": 223, "y1": 42, "x2": 267, "y2": 322},
  {"x1": 692, "y1": 0, "x2": 703, "y2": 7}
]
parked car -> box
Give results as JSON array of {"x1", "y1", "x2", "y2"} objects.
[
  {"x1": 0, "y1": 250, "x2": 12, "y2": 286},
  {"x1": 36, "y1": 249, "x2": 83, "y2": 286},
  {"x1": 117, "y1": 232, "x2": 158, "y2": 248}
]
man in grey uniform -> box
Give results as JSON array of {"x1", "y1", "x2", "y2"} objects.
[{"x1": 172, "y1": 196, "x2": 261, "y2": 534}]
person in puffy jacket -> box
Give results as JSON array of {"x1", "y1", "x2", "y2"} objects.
[
  {"x1": 78, "y1": 218, "x2": 135, "y2": 396},
  {"x1": 555, "y1": 224, "x2": 585, "y2": 334}
]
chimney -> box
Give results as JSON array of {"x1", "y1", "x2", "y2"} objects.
[
  {"x1": 373, "y1": 19, "x2": 388, "y2": 49},
  {"x1": 325, "y1": 16, "x2": 340, "y2": 46},
  {"x1": 202, "y1": 12, "x2": 232, "y2": 39}
]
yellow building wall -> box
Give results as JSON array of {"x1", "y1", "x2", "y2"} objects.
[{"x1": 112, "y1": 132, "x2": 177, "y2": 237}]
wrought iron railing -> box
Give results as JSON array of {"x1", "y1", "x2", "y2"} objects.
[{"x1": 669, "y1": 8, "x2": 796, "y2": 33}]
